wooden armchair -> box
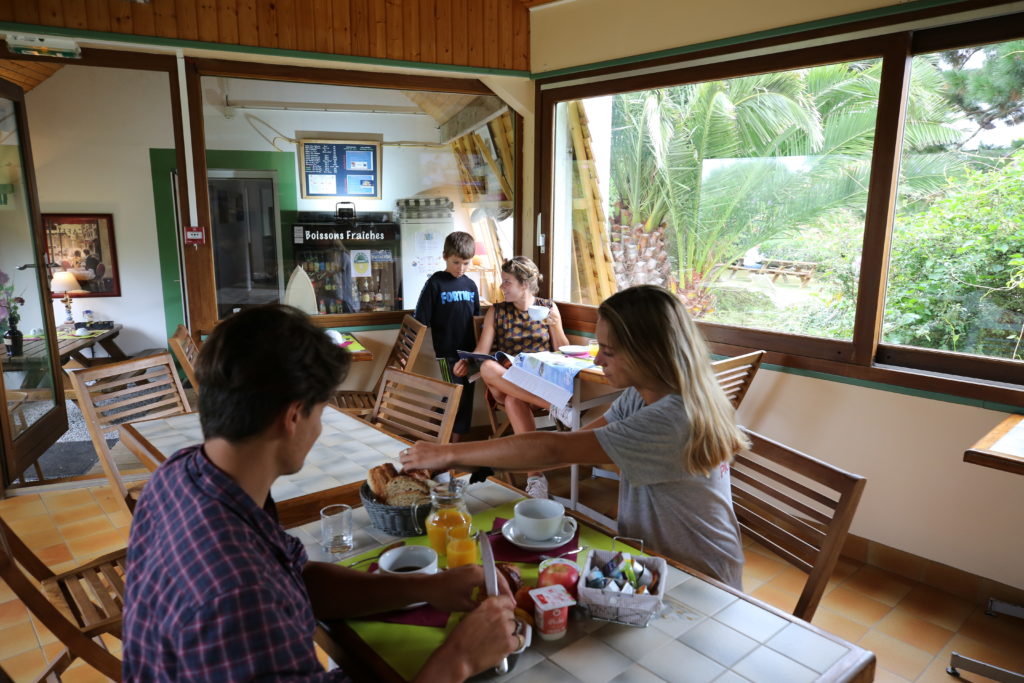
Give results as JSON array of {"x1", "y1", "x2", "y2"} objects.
[
  {"x1": 334, "y1": 315, "x2": 427, "y2": 417},
  {"x1": 0, "y1": 519, "x2": 123, "y2": 680},
  {"x1": 368, "y1": 368, "x2": 463, "y2": 444},
  {"x1": 712, "y1": 350, "x2": 765, "y2": 409},
  {"x1": 732, "y1": 429, "x2": 866, "y2": 621},
  {"x1": 168, "y1": 323, "x2": 201, "y2": 392},
  {"x1": 66, "y1": 352, "x2": 191, "y2": 516}
]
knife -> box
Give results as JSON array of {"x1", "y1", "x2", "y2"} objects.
[{"x1": 478, "y1": 530, "x2": 510, "y2": 675}]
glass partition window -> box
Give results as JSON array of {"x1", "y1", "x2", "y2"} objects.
[
  {"x1": 552, "y1": 60, "x2": 884, "y2": 340},
  {"x1": 883, "y1": 39, "x2": 1024, "y2": 361},
  {"x1": 199, "y1": 77, "x2": 515, "y2": 319}
]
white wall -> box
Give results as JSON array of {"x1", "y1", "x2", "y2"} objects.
[
  {"x1": 27, "y1": 65, "x2": 174, "y2": 355},
  {"x1": 737, "y1": 369, "x2": 1023, "y2": 590}
]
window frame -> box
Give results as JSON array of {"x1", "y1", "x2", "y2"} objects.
[{"x1": 535, "y1": 5, "x2": 1024, "y2": 406}]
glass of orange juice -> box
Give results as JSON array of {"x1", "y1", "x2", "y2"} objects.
[
  {"x1": 446, "y1": 525, "x2": 477, "y2": 567},
  {"x1": 588, "y1": 339, "x2": 599, "y2": 359}
]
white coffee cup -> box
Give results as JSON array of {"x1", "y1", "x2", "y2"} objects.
[
  {"x1": 514, "y1": 499, "x2": 566, "y2": 541},
  {"x1": 527, "y1": 304, "x2": 550, "y2": 322},
  {"x1": 378, "y1": 545, "x2": 438, "y2": 575}
]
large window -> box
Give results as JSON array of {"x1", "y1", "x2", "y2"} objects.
[
  {"x1": 884, "y1": 40, "x2": 1024, "y2": 362},
  {"x1": 541, "y1": 12, "x2": 1024, "y2": 396}
]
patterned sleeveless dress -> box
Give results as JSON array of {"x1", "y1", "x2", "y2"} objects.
[{"x1": 492, "y1": 299, "x2": 554, "y2": 355}]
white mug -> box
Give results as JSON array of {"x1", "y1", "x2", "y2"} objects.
[
  {"x1": 514, "y1": 498, "x2": 566, "y2": 541},
  {"x1": 527, "y1": 304, "x2": 550, "y2": 322},
  {"x1": 378, "y1": 545, "x2": 438, "y2": 575}
]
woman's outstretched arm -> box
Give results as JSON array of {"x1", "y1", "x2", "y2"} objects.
[{"x1": 400, "y1": 429, "x2": 612, "y2": 473}]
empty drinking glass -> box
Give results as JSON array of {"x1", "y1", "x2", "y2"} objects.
[{"x1": 320, "y1": 504, "x2": 353, "y2": 559}]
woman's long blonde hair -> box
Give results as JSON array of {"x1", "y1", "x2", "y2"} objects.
[{"x1": 598, "y1": 285, "x2": 748, "y2": 475}]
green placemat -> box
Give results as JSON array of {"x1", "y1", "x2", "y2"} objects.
[
  {"x1": 56, "y1": 330, "x2": 105, "y2": 340},
  {"x1": 343, "y1": 499, "x2": 632, "y2": 680}
]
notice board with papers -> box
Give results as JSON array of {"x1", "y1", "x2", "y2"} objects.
[{"x1": 299, "y1": 139, "x2": 382, "y2": 199}]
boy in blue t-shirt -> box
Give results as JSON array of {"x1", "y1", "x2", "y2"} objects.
[{"x1": 414, "y1": 231, "x2": 480, "y2": 441}]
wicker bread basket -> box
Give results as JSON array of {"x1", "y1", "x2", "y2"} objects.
[{"x1": 359, "y1": 482, "x2": 431, "y2": 537}]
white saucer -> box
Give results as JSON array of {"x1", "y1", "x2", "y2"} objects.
[{"x1": 501, "y1": 518, "x2": 578, "y2": 550}]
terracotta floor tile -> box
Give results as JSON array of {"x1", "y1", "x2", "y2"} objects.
[
  {"x1": 741, "y1": 547, "x2": 789, "y2": 583},
  {"x1": 749, "y1": 583, "x2": 798, "y2": 615},
  {"x1": 6, "y1": 513, "x2": 59, "y2": 538},
  {"x1": 66, "y1": 527, "x2": 129, "y2": 560},
  {"x1": 18, "y1": 528, "x2": 68, "y2": 555},
  {"x1": 763, "y1": 566, "x2": 809, "y2": 596},
  {"x1": 857, "y1": 629, "x2": 933, "y2": 681},
  {"x1": 820, "y1": 585, "x2": 893, "y2": 626},
  {"x1": 957, "y1": 606, "x2": 1024, "y2": 654},
  {"x1": 811, "y1": 606, "x2": 870, "y2": 644},
  {"x1": 843, "y1": 565, "x2": 914, "y2": 607},
  {"x1": 59, "y1": 515, "x2": 115, "y2": 542},
  {"x1": 0, "y1": 496, "x2": 47, "y2": 520},
  {"x1": 30, "y1": 616, "x2": 58, "y2": 647},
  {"x1": 35, "y1": 543, "x2": 74, "y2": 567},
  {"x1": 875, "y1": 608, "x2": 955, "y2": 654},
  {"x1": 872, "y1": 667, "x2": 912, "y2": 683},
  {"x1": 0, "y1": 648, "x2": 46, "y2": 681},
  {"x1": 896, "y1": 585, "x2": 975, "y2": 632},
  {"x1": 60, "y1": 661, "x2": 111, "y2": 683},
  {"x1": 0, "y1": 582, "x2": 14, "y2": 604},
  {"x1": 42, "y1": 490, "x2": 95, "y2": 512},
  {"x1": 0, "y1": 599, "x2": 30, "y2": 630},
  {"x1": 831, "y1": 555, "x2": 862, "y2": 582},
  {"x1": 41, "y1": 640, "x2": 65, "y2": 662},
  {"x1": 0, "y1": 621, "x2": 40, "y2": 659},
  {"x1": 50, "y1": 502, "x2": 105, "y2": 527},
  {"x1": 106, "y1": 510, "x2": 131, "y2": 529},
  {"x1": 916, "y1": 634, "x2": 1024, "y2": 683}
]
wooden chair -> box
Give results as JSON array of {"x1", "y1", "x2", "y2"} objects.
[
  {"x1": 712, "y1": 350, "x2": 765, "y2": 409},
  {"x1": 0, "y1": 519, "x2": 122, "y2": 680},
  {"x1": 66, "y1": 352, "x2": 191, "y2": 516},
  {"x1": 334, "y1": 314, "x2": 427, "y2": 417},
  {"x1": 368, "y1": 368, "x2": 463, "y2": 444},
  {"x1": 168, "y1": 323, "x2": 201, "y2": 392},
  {"x1": 732, "y1": 428, "x2": 866, "y2": 621}
]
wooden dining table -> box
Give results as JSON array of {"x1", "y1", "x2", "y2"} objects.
[
  {"x1": 2, "y1": 324, "x2": 128, "y2": 388},
  {"x1": 118, "y1": 404, "x2": 408, "y2": 527},
  {"x1": 308, "y1": 478, "x2": 876, "y2": 683}
]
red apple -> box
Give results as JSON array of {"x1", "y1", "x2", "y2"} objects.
[{"x1": 537, "y1": 558, "x2": 580, "y2": 599}]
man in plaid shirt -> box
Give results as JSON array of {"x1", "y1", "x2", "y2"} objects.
[{"x1": 123, "y1": 305, "x2": 519, "y2": 681}]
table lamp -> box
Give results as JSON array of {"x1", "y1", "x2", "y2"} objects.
[{"x1": 51, "y1": 270, "x2": 79, "y2": 324}]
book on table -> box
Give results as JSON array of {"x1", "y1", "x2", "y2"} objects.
[{"x1": 457, "y1": 350, "x2": 515, "y2": 367}]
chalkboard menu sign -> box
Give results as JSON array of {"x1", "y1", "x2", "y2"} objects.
[{"x1": 299, "y1": 139, "x2": 382, "y2": 199}]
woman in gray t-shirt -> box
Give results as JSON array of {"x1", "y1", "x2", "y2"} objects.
[{"x1": 401, "y1": 285, "x2": 748, "y2": 589}]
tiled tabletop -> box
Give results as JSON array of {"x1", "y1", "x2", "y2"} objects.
[
  {"x1": 307, "y1": 479, "x2": 875, "y2": 683},
  {"x1": 119, "y1": 407, "x2": 407, "y2": 505}
]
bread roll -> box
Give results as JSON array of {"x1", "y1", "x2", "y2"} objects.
[
  {"x1": 368, "y1": 463, "x2": 398, "y2": 500},
  {"x1": 404, "y1": 468, "x2": 432, "y2": 482},
  {"x1": 385, "y1": 474, "x2": 430, "y2": 506}
]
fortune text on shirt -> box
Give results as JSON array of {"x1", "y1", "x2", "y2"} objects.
[{"x1": 440, "y1": 290, "x2": 476, "y2": 304}]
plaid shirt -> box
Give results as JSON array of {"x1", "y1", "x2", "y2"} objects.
[{"x1": 123, "y1": 445, "x2": 346, "y2": 681}]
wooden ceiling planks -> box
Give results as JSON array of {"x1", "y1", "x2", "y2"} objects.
[
  {"x1": 1, "y1": 0, "x2": 530, "y2": 71},
  {"x1": 0, "y1": 59, "x2": 62, "y2": 91}
]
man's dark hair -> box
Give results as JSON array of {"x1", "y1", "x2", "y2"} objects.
[
  {"x1": 195, "y1": 304, "x2": 351, "y2": 441},
  {"x1": 443, "y1": 231, "x2": 475, "y2": 260}
]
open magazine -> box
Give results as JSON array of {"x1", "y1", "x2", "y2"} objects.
[{"x1": 456, "y1": 350, "x2": 515, "y2": 382}]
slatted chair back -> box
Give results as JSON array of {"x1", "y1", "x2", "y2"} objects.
[
  {"x1": 712, "y1": 350, "x2": 765, "y2": 409},
  {"x1": 335, "y1": 315, "x2": 427, "y2": 416},
  {"x1": 67, "y1": 352, "x2": 191, "y2": 516},
  {"x1": 369, "y1": 369, "x2": 463, "y2": 444},
  {"x1": 0, "y1": 520, "x2": 122, "y2": 681},
  {"x1": 732, "y1": 429, "x2": 866, "y2": 621},
  {"x1": 168, "y1": 324, "x2": 202, "y2": 392}
]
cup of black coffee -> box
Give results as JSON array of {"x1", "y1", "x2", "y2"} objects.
[{"x1": 378, "y1": 545, "x2": 438, "y2": 575}]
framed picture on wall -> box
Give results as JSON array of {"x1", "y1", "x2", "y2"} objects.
[{"x1": 41, "y1": 214, "x2": 121, "y2": 298}]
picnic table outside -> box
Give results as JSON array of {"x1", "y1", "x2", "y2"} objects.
[{"x1": 722, "y1": 258, "x2": 818, "y2": 286}]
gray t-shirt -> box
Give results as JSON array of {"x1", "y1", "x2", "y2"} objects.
[{"x1": 594, "y1": 388, "x2": 744, "y2": 589}]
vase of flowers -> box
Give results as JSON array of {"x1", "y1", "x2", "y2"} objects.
[{"x1": 1, "y1": 270, "x2": 25, "y2": 357}]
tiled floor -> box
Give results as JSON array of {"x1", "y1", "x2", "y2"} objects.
[{"x1": 2, "y1": 481, "x2": 1023, "y2": 682}]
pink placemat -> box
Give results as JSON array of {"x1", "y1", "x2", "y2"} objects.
[
  {"x1": 487, "y1": 518, "x2": 581, "y2": 564},
  {"x1": 355, "y1": 563, "x2": 451, "y2": 628}
]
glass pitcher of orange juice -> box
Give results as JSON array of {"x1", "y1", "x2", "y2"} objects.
[{"x1": 425, "y1": 480, "x2": 472, "y2": 558}]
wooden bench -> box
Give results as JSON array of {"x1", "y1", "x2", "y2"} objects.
[{"x1": 722, "y1": 259, "x2": 817, "y2": 286}]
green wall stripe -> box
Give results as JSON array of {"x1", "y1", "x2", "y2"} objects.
[
  {"x1": 564, "y1": 328, "x2": 1023, "y2": 415},
  {"x1": 328, "y1": 324, "x2": 403, "y2": 333},
  {"x1": 0, "y1": 21, "x2": 529, "y2": 78},
  {"x1": 533, "y1": 0, "x2": 978, "y2": 80}
]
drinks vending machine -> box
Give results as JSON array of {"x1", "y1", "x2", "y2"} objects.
[{"x1": 291, "y1": 208, "x2": 402, "y2": 314}]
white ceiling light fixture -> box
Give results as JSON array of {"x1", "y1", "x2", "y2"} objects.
[{"x1": 4, "y1": 34, "x2": 82, "y2": 59}]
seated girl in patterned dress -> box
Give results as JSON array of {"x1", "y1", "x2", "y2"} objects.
[{"x1": 452, "y1": 256, "x2": 570, "y2": 498}]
